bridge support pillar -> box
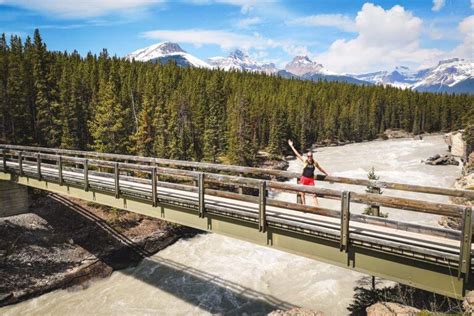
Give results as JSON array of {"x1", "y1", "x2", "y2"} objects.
[{"x1": 0, "y1": 180, "x2": 30, "y2": 217}]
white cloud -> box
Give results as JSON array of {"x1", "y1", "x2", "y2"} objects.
[
  {"x1": 316, "y1": 3, "x2": 444, "y2": 73},
  {"x1": 2, "y1": 0, "x2": 163, "y2": 18},
  {"x1": 142, "y1": 28, "x2": 308, "y2": 62},
  {"x1": 471, "y1": 0, "x2": 474, "y2": 9},
  {"x1": 451, "y1": 15, "x2": 474, "y2": 59},
  {"x1": 289, "y1": 14, "x2": 356, "y2": 32},
  {"x1": 236, "y1": 17, "x2": 262, "y2": 29},
  {"x1": 432, "y1": 0, "x2": 445, "y2": 12},
  {"x1": 186, "y1": 0, "x2": 276, "y2": 14},
  {"x1": 142, "y1": 29, "x2": 280, "y2": 51}
]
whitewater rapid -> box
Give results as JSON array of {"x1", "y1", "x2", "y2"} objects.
[{"x1": 2, "y1": 135, "x2": 461, "y2": 315}]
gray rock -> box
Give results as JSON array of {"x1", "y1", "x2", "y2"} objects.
[
  {"x1": 424, "y1": 154, "x2": 459, "y2": 166},
  {"x1": 366, "y1": 302, "x2": 420, "y2": 316}
]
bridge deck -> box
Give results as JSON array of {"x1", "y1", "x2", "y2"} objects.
[{"x1": 5, "y1": 160, "x2": 469, "y2": 260}]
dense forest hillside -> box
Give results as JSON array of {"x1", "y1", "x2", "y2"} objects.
[{"x1": 0, "y1": 30, "x2": 472, "y2": 166}]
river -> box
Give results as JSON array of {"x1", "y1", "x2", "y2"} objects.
[{"x1": 2, "y1": 135, "x2": 461, "y2": 315}]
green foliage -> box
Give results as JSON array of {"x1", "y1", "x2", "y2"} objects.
[
  {"x1": 1, "y1": 29, "x2": 473, "y2": 168},
  {"x1": 363, "y1": 167, "x2": 388, "y2": 217},
  {"x1": 348, "y1": 277, "x2": 463, "y2": 315}
]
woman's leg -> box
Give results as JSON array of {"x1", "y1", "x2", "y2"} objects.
[{"x1": 301, "y1": 192, "x2": 306, "y2": 205}]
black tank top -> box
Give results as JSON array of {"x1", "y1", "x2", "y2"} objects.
[{"x1": 302, "y1": 160, "x2": 315, "y2": 178}]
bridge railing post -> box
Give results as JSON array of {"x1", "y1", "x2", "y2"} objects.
[
  {"x1": 151, "y1": 167, "x2": 157, "y2": 207},
  {"x1": 296, "y1": 177, "x2": 302, "y2": 204},
  {"x1": 371, "y1": 187, "x2": 381, "y2": 217},
  {"x1": 198, "y1": 172, "x2": 205, "y2": 218},
  {"x1": 83, "y1": 159, "x2": 89, "y2": 192},
  {"x1": 18, "y1": 151, "x2": 23, "y2": 176},
  {"x1": 238, "y1": 173, "x2": 244, "y2": 194},
  {"x1": 58, "y1": 156, "x2": 63, "y2": 185},
  {"x1": 458, "y1": 207, "x2": 472, "y2": 280},
  {"x1": 340, "y1": 191, "x2": 351, "y2": 252},
  {"x1": 37, "y1": 153, "x2": 42, "y2": 181},
  {"x1": 259, "y1": 180, "x2": 267, "y2": 232},
  {"x1": 2, "y1": 149, "x2": 6, "y2": 171},
  {"x1": 192, "y1": 168, "x2": 198, "y2": 187},
  {"x1": 114, "y1": 162, "x2": 120, "y2": 198}
]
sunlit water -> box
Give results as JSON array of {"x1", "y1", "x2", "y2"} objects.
[{"x1": 2, "y1": 135, "x2": 461, "y2": 315}]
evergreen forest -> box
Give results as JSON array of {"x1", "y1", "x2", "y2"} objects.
[{"x1": 1, "y1": 30, "x2": 472, "y2": 166}]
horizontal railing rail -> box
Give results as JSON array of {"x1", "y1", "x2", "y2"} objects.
[
  {"x1": 1, "y1": 148, "x2": 468, "y2": 218},
  {"x1": 1, "y1": 144, "x2": 473, "y2": 200}
]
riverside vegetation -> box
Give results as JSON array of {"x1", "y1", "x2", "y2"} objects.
[{"x1": 0, "y1": 29, "x2": 473, "y2": 166}]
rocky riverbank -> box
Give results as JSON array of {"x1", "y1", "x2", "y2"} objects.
[
  {"x1": 439, "y1": 156, "x2": 473, "y2": 229},
  {"x1": 0, "y1": 192, "x2": 197, "y2": 307}
]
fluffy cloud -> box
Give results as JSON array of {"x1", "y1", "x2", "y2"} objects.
[
  {"x1": 471, "y1": 0, "x2": 474, "y2": 9},
  {"x1": 236, "y1": 17, "x2": 262, "y2": 29},
  {"x1": 142, "y1": 29, "x2": 279, "y2": 51},
  {"x1": 316, "y1": 3, "x2": 444, "y2": 73},
  {"x1": 289, "y1": 14, "x2": 356, "y2": 32},
  {"x1": 187, "y1": 0, "x2": 276, "y2": 14},
  {"x1": 2, "y1": 0, "x2": 164, "y2": 18},
  {"x1": 451, "y1": 15, "x2": 474, "y2": 59},
  {"x1": 432, "y1": 0, "x2": 445, "y2": 12},
  {"x1": 142, "y1": 28, "x2": 308, "y2": 63}
]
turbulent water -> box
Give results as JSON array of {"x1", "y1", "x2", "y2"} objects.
[{"x1": 2, "y1": 135, "x2": 461, "y2": 315}]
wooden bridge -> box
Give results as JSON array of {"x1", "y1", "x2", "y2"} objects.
[{"x1": 0, "y1": 144, "x2": 473, "y2": 299}]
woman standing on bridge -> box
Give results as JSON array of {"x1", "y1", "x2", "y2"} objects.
[{"x1": 288, "y1": 139, "x2": 329, "y2": 206}]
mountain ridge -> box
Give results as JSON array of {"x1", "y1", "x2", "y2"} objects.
[{"x1": 126, "y1": 42, "x2": 473, "y2": 94}]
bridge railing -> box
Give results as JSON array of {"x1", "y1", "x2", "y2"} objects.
[
  {"x1": 0, "y1": 145, "x2": 472, "y2": 279},
  {"x1": 1, "y1": 144, "x2": 473, "y2": 200}
]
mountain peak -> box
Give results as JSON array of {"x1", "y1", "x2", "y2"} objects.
[
  {"x1": 154, "y1": 42, "x2": 185, "y2": 54},
  {"x1": 208, "y1": 49, "x2": 277, "y2": 74},
  {"x1": 125, "y1": 42, "x2": 211, "y2": 68},
  {"x1": 285, "y1": 55, "x2": 324, "y2": 76},
  {"x1": 229, "y1": 49, "x2": 248, "y2": 60},
  {"x1": 438, "y1": 58, "x2": 461, "y2": 66},
  {"x1": 291, "y1": 56, "x2": 312, "y2": 64}
]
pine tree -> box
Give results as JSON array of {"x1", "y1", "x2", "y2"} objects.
[
  {"x1": 0, "y1": 33, "x2": 8, "y2": 142},
  {"x1": 204, "y1": 72, "x2": 226, "y2": 162},
  {"x1": 268, "y1": 106, "x2": 288, "y2": 156},
  {"x1": 132, "y1": 71, "x2": 155, "y2": 156},
  {"x1": 226, "y1": 92, "x2": 257, "y2": 166},
  {"x1": 6, "y1": 35, "x2": 32, "y2": 144},
  {"x1": 90, "y1": 66, "x2": 130, "y2": 153},
  {"x1": 32, "y1": 29, "x2": 55, "y2": 145}
]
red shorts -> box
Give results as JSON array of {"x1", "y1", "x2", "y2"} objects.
[{"x1": 300, "y1": 176, "x2": 315, "y2": 186}]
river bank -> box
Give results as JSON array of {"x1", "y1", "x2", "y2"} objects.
[{"x1": 0, "y1": 192, "x2": 198, "y2": 307}]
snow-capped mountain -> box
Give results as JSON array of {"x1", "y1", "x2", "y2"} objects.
[
  {"x1": 125, "y1": 42, "x2": 211, "y2": 68},
  {"x1": 285, "y1": 56, "x2": 327, "y2": 76},
  {"x1": 352, "y1": 66, "x2": 428, "y2": 89},
  {"x1": 207, "y1": 50, "x2": 277, "y2": 74},
  {"x1": 126, "y1": 43, "x2": 473, "y2": 93},
  {"x1": 411, "y1": 58, "x2": 473, "y2": 93},
  {"x1": 283, "y1": 56, "x2": 370, "y2": 85},
  {"x1": 352, "y1": 59, "x2": 473, "y2": 93}
]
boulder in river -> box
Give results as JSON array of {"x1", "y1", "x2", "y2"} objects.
[
  {"x1": 384, "y1": 128, "x2": 413, "y2": 139},
  {"x1": 423, "y1": 154, "x2": 459, "y2": 166}
]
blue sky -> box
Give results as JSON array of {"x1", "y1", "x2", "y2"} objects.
[{"x1": 1, "y1": 0, "x2": 473, "y2": 73}]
